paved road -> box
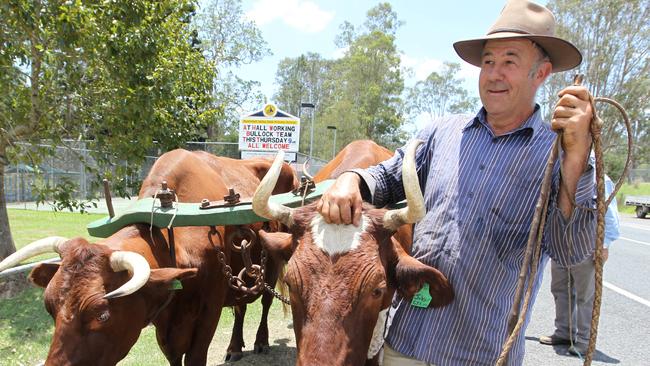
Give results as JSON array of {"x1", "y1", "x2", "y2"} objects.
[{"x1": 524, "y1": 214, "x2": 650, "y2": 365}]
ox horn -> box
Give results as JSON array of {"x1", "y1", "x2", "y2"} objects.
[
  {"x1": 302, "y1": 158, "x2": 314, "y2": 181},
  {"x1": 104, "y1": 251, "x2": 151, "y2": 299},
  {"x1": 0, "y1": 236, "x2": 68, "y2": 272},
  {"x1": 252, "y1": 150, "x2": 294, "y2": 227},
  {"x1": 383, "y1": 140, "x2": 426, "y2": 231}
]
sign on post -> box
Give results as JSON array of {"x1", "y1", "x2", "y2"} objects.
[{"x1": 238, "y1": 104, "x2": 300, "y2": 162}]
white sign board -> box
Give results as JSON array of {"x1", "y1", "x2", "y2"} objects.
[{"x1": 238, "y1": 104, "x2": 300, "y2": 153}]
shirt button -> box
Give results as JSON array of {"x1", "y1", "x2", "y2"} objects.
[
  {"x1": 479, "y1": 164, "x2": 485, "y2": 170},
  {"x1": 468, "y1": 192, "x2": 474, "y2": 198}
]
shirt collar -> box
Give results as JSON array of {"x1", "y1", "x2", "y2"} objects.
[{"x1": 463, "y1": 104, "x2": 544, "y2": 138}]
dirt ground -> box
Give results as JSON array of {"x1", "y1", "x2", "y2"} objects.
[{"x1": 206, "y1": 304, "x2": 297, "y2": 366}]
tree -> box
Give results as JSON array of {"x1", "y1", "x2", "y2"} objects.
[
  {"x1": 318, "y1": 3, "x2": 407, "y2": 154},
  {"x1": 541, "y1": 0, "x2": 649, "y2": 181},
  {"x1": 194, "y1": 0, "x2": 270, "y2": 141},
  {"x1": 0, "y1": 0, "x2": 215, "y2": 260},
  {"x1": 273, "y1": 53, "x2": 334, "y2": 153},
  {"x1": 405, "y1": 62, "x2": 478, "y2": 123}
]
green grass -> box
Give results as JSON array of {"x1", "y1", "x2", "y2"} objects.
[
  {"x1": 616, "y1": 182, "x2": 650, "y2": 214},
  {"x1": 8, "y1": 209, "x2": 105, "y2": 263},
  {"x1": 0, "y1": 287, "x2": 54, "y2": 366}
]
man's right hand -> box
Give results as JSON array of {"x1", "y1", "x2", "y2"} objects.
[{"x1": 317, "y1": 172, "x2": 363, "y2": 226}]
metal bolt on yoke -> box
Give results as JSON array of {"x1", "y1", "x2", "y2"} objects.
[{"x1": 154, "y1": 181, "x2": 175, "y2": 208}]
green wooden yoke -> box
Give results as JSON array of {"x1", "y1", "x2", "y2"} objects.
[{"x1": 87, "y1": 180, "x2": 336, "y2": 238}]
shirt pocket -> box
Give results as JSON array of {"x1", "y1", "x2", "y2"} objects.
[{"x1": 490, "y1": 173, "x2": 541, "y2": 227}]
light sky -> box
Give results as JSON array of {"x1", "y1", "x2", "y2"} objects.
[{"x1": 237, "y1": 0, "x2": 533, "y2": 101}]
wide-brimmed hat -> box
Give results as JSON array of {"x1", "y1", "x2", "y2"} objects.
[{"x1": 453, "y1": 0, "x2": 582, "y2": 73}]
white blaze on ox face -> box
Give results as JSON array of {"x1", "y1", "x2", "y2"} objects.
[{"x1": 310, "y1": 215, "x2": 370, "y2": 255}]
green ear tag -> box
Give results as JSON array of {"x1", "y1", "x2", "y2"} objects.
[
  {"x1": 170, "y1": 279, "x2": 183, "y2": 290},
  {"x1": 410, "y1": 283, "x2": 432, "y2": 308}
]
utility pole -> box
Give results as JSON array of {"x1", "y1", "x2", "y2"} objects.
[
  {"x1": 327, "y1": 125, "x2": 337, "y2": 159},
  {"x1": 300, "y1": 102, "x2": 315, "y2": 161}
]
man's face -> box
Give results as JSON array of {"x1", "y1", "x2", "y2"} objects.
[{"x1": 479, "y1": 39, "x2": 547, "y2": 123}]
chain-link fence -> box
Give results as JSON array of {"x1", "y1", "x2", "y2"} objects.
[
  {"x1": 629, "y1": 169, "x2": 650, "y2": 183},
  {"x1": 3, "y1": 141, "x2": 328, "y2": 203}
]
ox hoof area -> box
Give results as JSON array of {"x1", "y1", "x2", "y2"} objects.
[
  {"x1": 254, "y1": 344, "x2": 270, "y2": 354},
  {"x1": 225, "y1": 352, "x2": 243, "y2": 362}
]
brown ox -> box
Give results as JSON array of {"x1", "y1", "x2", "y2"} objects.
[
  {"x1": 254, "y1": 141, "x2": 454, "y2": 366},
  {"x1": 0, "y1": 149, "x2": 297, "y2": 366},
  {"x1": 311, "y1": 139, "x2": 393, "y2": 183}
]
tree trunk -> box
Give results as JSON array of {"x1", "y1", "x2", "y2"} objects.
[{"x1": 0, "y1": 165, "x2": 17, "y2": 261}]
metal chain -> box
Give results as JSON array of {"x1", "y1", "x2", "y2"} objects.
[
  {"x1": 208, "y1": 226, "x2": 267, "y2": 296},
  {"x1": 264, "y1": 283, "x2": 291, "y2": 305}
]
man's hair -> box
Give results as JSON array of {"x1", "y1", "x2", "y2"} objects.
[{"x1": 529, "y1": 41, "x2": 551, "y2": 78}]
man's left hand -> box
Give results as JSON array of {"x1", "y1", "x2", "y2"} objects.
[
  {"x1": 551, "y1": 85, "x2": 594, "y2": 218},
  {"x1": 551, "y1": 85, "x2": 594, "y2": 167}
]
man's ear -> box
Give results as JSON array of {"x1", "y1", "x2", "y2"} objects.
[
  {"x1": 148, "y1": 267, "x2": 198, "y2": 287},
  {"x1": 258, "y1": 230, "x2": 293, "y2": 262},
  {"x1": 387, "y1": 239, "x2": 454, "y2": 308},
  {"x1": 29, "y1": 262, "x2": 60, "y2": 288},
  {"x1": 534, "y1": 60, "x2": 552, "y2": 87}
]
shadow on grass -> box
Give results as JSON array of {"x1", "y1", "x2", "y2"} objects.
[{"x1": 0, "y1": 280, "x2": 53, "y2": 365}]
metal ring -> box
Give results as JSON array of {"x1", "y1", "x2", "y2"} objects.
[
  {"x1": 226, "y1": 227, "x2": 257, "y2": 252},
  {"x1": 238, "y1": 264, "x2": 261, "y2": 281}
]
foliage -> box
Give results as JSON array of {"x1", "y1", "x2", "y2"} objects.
[
  {"x1": 405, "y1": 62, "x2": 479, "y2": 122},
  {"x1": 272, "y1": 3, "x2": 480, "y2": 157},
  {"x1": 272, "y1": 3, "x2": 408, "y2": 158},
  {"x1": 273, "y1": 53, "x2": 335, "y2": 153},
  {"x1": 541, "y1": 0, "x2": 650, "y2": 179},
  {"x1": 0, "y1": 0, "x2": 216, "y2": 258},
  {"x1": 204, "y1": 72, "x2": 266, "y2": 142},
  {"x1": 33, "y1": 177, "x2": 98, "y2": 213},
  {"x1": 319, "y1": 3, "x2": 407, "y2": 153},
  {"x1": 194, "y1": 0, "x2": 270, "y2": 141}
]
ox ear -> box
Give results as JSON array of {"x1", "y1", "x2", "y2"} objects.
[
  {"x1": 388, "y1": 239, "x2": 454, "y2": 308},
  {"x1": 258, "y1": 230, "x2": 293, "y2": 261},
  {"x1": 148, "y1": 267, "x2": 198, "y2": 288},
  {"x1": 29, "y1": 262, "x2": 60, "y2": 288}
]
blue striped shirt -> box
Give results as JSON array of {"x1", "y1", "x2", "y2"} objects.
[{"x1": 357, "y1": 107, "x2": 596, "y2": 365}]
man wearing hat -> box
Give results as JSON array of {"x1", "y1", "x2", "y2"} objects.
[{"x1": 317, "y1": 0, "x2": 598, "y2": 364}]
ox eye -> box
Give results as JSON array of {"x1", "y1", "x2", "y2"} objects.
[
  {"x1": 97, "y1": 310, "x2": 110, "y2": 323},
  {"x1": 371, "y1": 287, "x2": 385, "y2": 299}
]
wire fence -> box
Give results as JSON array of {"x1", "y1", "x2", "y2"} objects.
[
  {"x1": 3, "y1": 141, "x2": 329, "y2": 203},
  {"x1": 629, "y1": 169, "x2": 650, "y2": 183},
  {"x1": 7, "y1": 140, "x2": 646, "y2": 204}
]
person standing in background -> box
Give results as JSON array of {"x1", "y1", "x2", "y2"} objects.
[{"x1": 540, "y1": 174, "x2": 620, "y2": 356}]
